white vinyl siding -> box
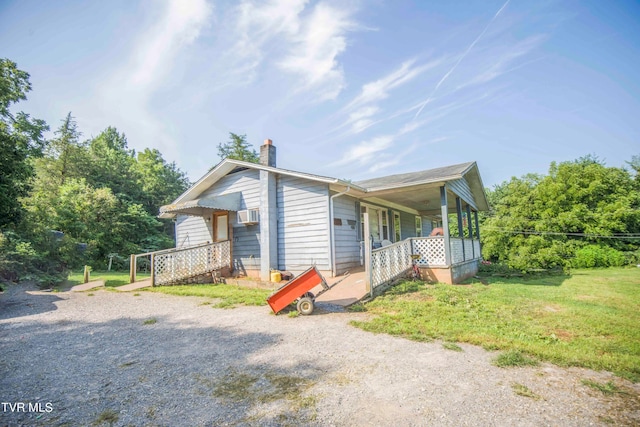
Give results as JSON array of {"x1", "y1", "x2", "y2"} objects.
[
  {"x1": 400, "y1": 211, "x2": 417, "y2": 238},
  {"x1": 174, "y1": 168, "x2": 262, "y2": 268},
  {"x1": 332, "y1": 195, "x2": 360, "y2": 274},
  {"x1": 449, "y1": 178, "x2": 477, "y2": 210},
  {"x1": 175, "y1": 215, "x2": 211, "y2": 246},
  {"x1": 277, "y1": 176, "x2": 330, "y2": 273},
  {"x1": 199, "y1": 168, "x2": 261, "y2": 210}
]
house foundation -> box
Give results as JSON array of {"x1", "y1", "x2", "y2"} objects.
[{"x1": 419, "y1": 259, "x2": 479, "y2": 284}]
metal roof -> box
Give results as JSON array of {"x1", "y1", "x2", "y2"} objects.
[{"x1": 159, "y1": 192, "x2": 242, "y2": 219}]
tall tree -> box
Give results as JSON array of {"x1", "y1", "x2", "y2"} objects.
[
  {"x1": 134, "y1": 148, "x2": 190, "y2": 214},
  {"x1": 216, "y1": 133, "x2": 259, "y2": 164},
  {"x1": 44, "y1": 112, "x2": 85, "y2": 186},
  {"x1": 85, "y1": 127, "x2": 139, "y2": 200},
  {"x1": 482, "y1": 156, "x2": 640, "y2": 270},
  {"x1": 0, "y1": 59, "x2": 48, "y2": 228}
]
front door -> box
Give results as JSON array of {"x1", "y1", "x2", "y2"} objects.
[{"x1": 212, "y1": 211, "x2": 229, "y2": 242}]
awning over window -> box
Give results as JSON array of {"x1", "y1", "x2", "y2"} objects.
[{"x1": 159, "y1": 192, "x2": 242, "y2": 218}]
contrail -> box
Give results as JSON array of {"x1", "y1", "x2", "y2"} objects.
[{"x1": 414, "y1": 0, "x2": 511, "y2": 119}]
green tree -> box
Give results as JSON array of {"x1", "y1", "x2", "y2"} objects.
[
  {"x1": 134, "y1": 148, "x2": 190, "y2": 215},
  {"x1": 85, "y1": 127, "x2": 140, "y2": 201},
  {"x1": 482, "y1": 156, "x2": 640, "y2": 270},
  {"x1": 34, "y1": 112, "x2": 88, "y2": 192},
  {"x1": 0, "y1": 59, "x2": 49, "y2": 228},
  {"x1": 216, "y1": 133, "x2": 258, "y2": 164},
  {"x1": 48, "y1": 112, "x2": 84, "y2": 185}
]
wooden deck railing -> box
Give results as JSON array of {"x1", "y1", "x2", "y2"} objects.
[{"x1": 129, "y1": 241, "x2": 231, "y2": 286}]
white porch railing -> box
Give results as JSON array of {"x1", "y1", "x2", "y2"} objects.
[
  {"x1": 450, "y1": 237, "x2": 480, "y2": 264},
  {"x1": 153, "y1": 240, "x2": 230, "y2": 286},
  {"x1": 368, "y1": 236, "x2": 481, "y2": 292},
  {"x1": 130, "y1": 241, "x2": 231, "y2": 286},
  {"x1": 369, "y1": 239, "x2": 413, "y2": 290}
]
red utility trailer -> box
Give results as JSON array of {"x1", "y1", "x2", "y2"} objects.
[{"x1": 267, "y1": 266, "x2": 347, "y2": 315}]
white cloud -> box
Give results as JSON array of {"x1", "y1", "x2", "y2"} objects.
[
  {"x1": 228, "y1": 0, "x2": 308, "y2": 84},
  {"x1": 278, "y1": 2, "x2": 356, "y2": 101},
  {"x1": 332, "y1": 135, "x2": 394, "y2": 167},
  {"x1": 336, "y1": 58, "x2": 441, "y2": 134},
  {"x1": 456, "y1": 35, "x2": 546, "y2": 90},
  {"x1": 95, "y1": 0, "x2": 212, "y2": 158},
  {"x1": 126, "y1": 0, "x2": 212, "y2": 93},
  {"x1": 220, "y1": 0, "x2": 357, "y2": 100}
]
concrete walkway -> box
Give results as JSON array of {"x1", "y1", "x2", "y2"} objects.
[
  {"x1": 114, "y1": 279, "x2": 152, "y2": 292},
  {"x1": 313, "y1": 268, "x2": 368, "y2": 307},
  {"x1": 70, "y1": 280, "x2": 105, "y2": 292}
]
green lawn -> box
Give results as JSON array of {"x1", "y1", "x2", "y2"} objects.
[
  {"x1": 351, "y1": 268, "x2": 640, "y2": 382},
  {"x1": 66, "y1": 270, "x2": 150, "y2": 288},
  {"x1": 146, "y1": 284, "x2": 271, "y2": 308}
]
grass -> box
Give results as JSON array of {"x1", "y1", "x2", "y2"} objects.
[
  {"x1": 493, "y1": 350, "x2": 539, "y2": 367},
  {"x1": 147, "y1": 284, "x2": 270, "y2": 308},
  {"x1": 66, "y1": 270, "x2": 150, "y2": 288},
  {"x1": 207, "y1": 368, "x2": 318, "y2": 423},
  {"x1": 511, "y1": 383, "x2": 542, "y2": 400},
  {"x1": 92, "y1": 409, "x2": 119, "y2": 426},
  {"x1": 142, "y1": 318, "x2": 157, "y2": 325},
  {"x1": 581, "y1": 379, "x2": 628, "y2": 396},
  {"x1": 350, "y1": 268, "x2": 640, "y2": 382},
  {"x1": 442, "y1": 342, "x2": 464, "y2": 352}
]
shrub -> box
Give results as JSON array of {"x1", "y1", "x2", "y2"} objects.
[
  {"x1": 572, "y1": 245, "x2": 628, "y2": 268},
  {"x1": 0, "y1": 230, "x2": 69, "y2": 288}
]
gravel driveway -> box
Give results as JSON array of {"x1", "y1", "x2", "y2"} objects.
[{"x1": 1, "y1": 285, "x2": 638, "y2": 426}]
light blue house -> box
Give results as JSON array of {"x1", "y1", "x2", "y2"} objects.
[{"x1": 157, "y1": 139, "x2": 488, "y2": 289}]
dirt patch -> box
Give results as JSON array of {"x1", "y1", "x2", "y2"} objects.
[{"x1": 553, "y1": 328, "x2": 575, "y2": 341}]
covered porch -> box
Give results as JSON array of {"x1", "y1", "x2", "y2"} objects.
[{"x1": 354, "y1": 162, "x2": 488, "y2": 292}]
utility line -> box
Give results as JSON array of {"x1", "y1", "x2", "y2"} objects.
[{"x1": 481, "y1": 227, "x2": 640, "y2": 239}]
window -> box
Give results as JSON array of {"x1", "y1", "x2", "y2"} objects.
[
  {"x1": 415, "y1": 216, "x2": 422, "y2": 237},
  {"x1": 394, "y1": 212, "x2": 401, "y2": 242},
  {"x1": 381, "y1": 211, "x2": 389, "y2": 240}
]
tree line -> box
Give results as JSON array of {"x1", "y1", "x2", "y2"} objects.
[
  {"x1": 479, "y1": 155, "x2": 640, "y2": 270},
  {"x1": 0, "y1": 59, "x2": 190, "y2": 286}
]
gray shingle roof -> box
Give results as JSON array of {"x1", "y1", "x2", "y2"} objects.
[{"x1": 355, "y1": 162, "x2": 475, "y2": 190}]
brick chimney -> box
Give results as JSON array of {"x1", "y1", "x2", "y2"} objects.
[{"x1": 260, "y1": 139, "x2": 276, "y2": 167}]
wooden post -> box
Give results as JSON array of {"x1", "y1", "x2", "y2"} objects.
[
  {"x1": 466, "y1": 204, "x2": 474, "y2": 259},
  {"x1": 129, "y1": 255, "x2": 136, "y2": 284},
  {"x1": 83, "y1": 265, "x2": 90, "y2": 284},
  {"x1": 440, "y1": 186, "x2": 451, "y2": 266},
  {"x1": 455, "y1": 197, "x2": 465, "y2": 262},
  {"x1": 150, "y1": 253, "x2": 155, "y2": 286},
  {"x1": 228, "y1": 221, "x2": 234, "y2": 273}
]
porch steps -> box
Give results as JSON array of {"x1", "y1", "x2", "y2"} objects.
[
  {"x1": 114, "y1": 279, "x2": 152, "y2": 292},
  {"x1": 70, "y1": 280, "x2": 105, "y2": 292}
]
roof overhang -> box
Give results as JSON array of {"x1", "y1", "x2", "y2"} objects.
[
  {"x1": 354, "y1": 162, "x2": 489, "y2": 215},
  {"x1": 159, "y1": 192, "x2": 242, "y2": 219}
]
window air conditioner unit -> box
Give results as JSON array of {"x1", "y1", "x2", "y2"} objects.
[{"x1": 237, "y1": 208, "x2": 259, "y2": 225}]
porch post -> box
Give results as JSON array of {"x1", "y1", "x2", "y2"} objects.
[
  {"x1": 455, "y1": 197, "x2": 465, "y2": 261},
  {"x1": 474, "y1": 210, "x2": 480, "y2": 240},
  {"x1": 440, "y1": 186, "x2": 451, "y2": 266},
  {"x1": 466, "y1": 204, "x2": 474, "y2": 258}
]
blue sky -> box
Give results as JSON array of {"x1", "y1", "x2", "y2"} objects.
[{"x1": 1, "y1": 0, "x2": 639, "y2": 188}]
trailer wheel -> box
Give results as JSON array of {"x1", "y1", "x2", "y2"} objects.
[
  {"x1": 303, "y1": 292, "x2": 314, "y2": 299},
  {"x1": 297, "y1": 297, "x2": 314, "y2": 315}
]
